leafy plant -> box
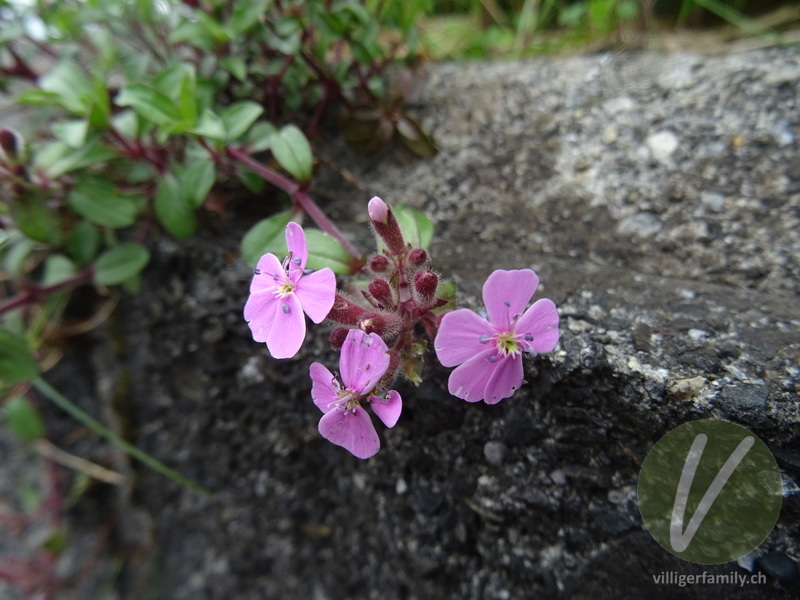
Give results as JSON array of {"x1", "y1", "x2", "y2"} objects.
[{"x1": 0, "y1": 0, "x2": 435, "y2": 517}]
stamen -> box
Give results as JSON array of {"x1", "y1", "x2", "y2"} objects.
[
  {"x1": 303, "y1": 268, "x2": 315, "y2": 275},
  {"x1": 479, "y1": 335, "x2": 490, "y2": 343},
  {"x1": 504, "y1": 301, "x2": 510, "y2": 307},
  {"x1": 525, "y1": 334, "x2": 534, "y2": 341},
  {"x1": 364, "y1": 363, "x2": 370, "y2": 371},
  {"x1": 253, "y1": 268, "x2": 261, "y2": 275},
  {"x1": 292, "y1": 257, "x2": 302, "y2": 265},
  {"x1": 282, "y1": 304, "x2": 290, "y2": 314},
  {"x1": 487, "y1": 355, "x2": 499, "y2": 363}
]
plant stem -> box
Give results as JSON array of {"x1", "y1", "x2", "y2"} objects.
[
  {"x1": 0, "y1": 268, "x2": 94, "y2": 317},
  {"x1": 227, "y1": 146, "x2": 363, "y2": 262},
  {"x1": 32, "y1": 378, "x2": 213, "y2": 498}
]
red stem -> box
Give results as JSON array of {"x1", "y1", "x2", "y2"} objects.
[
  {"x1": 226, "y1": 146, "x2": 363, "y2": 263},
  {"x1": 0, "y1": 268, "x2": 93, "y2": 316}
]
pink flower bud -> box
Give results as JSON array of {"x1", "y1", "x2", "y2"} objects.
[
  {"x1": 408, "y1": 248, "x2": 428, "y2": 266},
  {"x1": 368, "y1": 198, "x2": 406, "y2": 255},
  {"x1": 367, "y1": 278, "x2": 394, "y2": 308},
  {"x1": 412, "y1": 269, "x2": 439, "y2": 309},
  {"x1": 368, "y1": 255, "x2": 390, "y2": 273},
  {"x1": 368, "y1": 197, "x2": 390, "y2": 224}
]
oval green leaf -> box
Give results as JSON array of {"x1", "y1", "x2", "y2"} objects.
[
  {"x1": 93, "y1": 243, "x2": 150, "y2": 286},
  {"x1": 154, "y1": 173, "x2": 196, "y2": 240},
  {"x1": 0, "y1": 329, "x2": 39, "y2": 383},
  {"x1": 270, "y1": 125, "x2": 313, "y2": 182},
  {"x1": 67, "y1": 177, "x2": 141, "y2": 229}
]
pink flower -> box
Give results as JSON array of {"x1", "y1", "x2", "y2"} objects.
[
  {"x1": 310, "y1": 330, "x2": 402, "y2": 459},
  {"x1": 244, "y1": 222, "x2": 336, "y2": 358},
  {"x1": 434, "y1": 269, "x2": 559, "y2": 404}
]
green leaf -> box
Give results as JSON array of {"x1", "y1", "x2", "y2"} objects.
[
  {"x1": 116, "y1": 84, "x2": 185, "y2": 126},
  {"x1": 38, "y1": 60, "x2": 92, "y2": 114},
  {"x1": 15, "y1": 89, "x2": 64, "y2": 109},
  {"x1": 10, "y1": 197, "x2": 62, "y2": 244},
  {"x1": 236, "y1": 168, "x2": 265, "y2": 194},
  {"x1": 270, "y1": 125, "x2": 313, "y2": 182},
  {"x1": 392, "y1": 205, "x2": 434, "y2": 250},
  {"x1": 67, "y1": 221, "x2": 100, "y2": 265},
  {"x1": 305, "y1": 229, "x2": 357, "y2": 275},
  {"x1": 246, "y1": 121, "x2": 277, "y2": 153},
  {"x1": 190, "y1": 108, "x2": 226, "y2": 141},
  {"x1": 93, "y1": 243, "x2": 150, "y2": 286},
  {"x1": 42, "y1": 528, "x2": 69, "y2": 553},
  {"x1": 41, "y1": 254, "x2": 76, "y2": 286},
  {"x1": 0, "y1": 329, "x2": 39, "y2": 383},
  {"x1": 87, "y1": 77, "x2": 112, "y2": 129},
  {"x1": 3, "y1": 396, "x2": 45, "y2": 441},
  {"x1": 222, "y1": 102, "x2": 264, "y2": 142},
  {"x1": 432, "y1": 280, "x2": 457, "y2": 314},
  {"x1": 228, "y1": 0, "x2": 270, "y2": 34},
  {"x1": 37, "y1": 138, "x2": 119, "y2": 178},
  {"x1": 52, "y1": 119, "x2": 89, "y2": 148},
  {"x1": 3, "y1": 236, "x2": 37, "y2": 277},
  {"x1": 181, "y1": 156, "x2": 216, "y2": 208},
  {"x1": 154, "y1": 174, "x2": 196, "y2": 240},
  {"x1": 240, "y1": 210, "x2": 293, "y2": 267},
  {"x1": 111, "y1": 110, "x2": 139, "y2": 139},
  {"x1": 67, "y1": 177, "x2": 141, "y2": 229},
  {"x1": 220, "y1": 56, "x2": 247, "y2": 82}
]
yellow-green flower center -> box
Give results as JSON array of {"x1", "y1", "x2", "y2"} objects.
[
  {"x1": 496, "y1": 331, "x2": 520, "y2": 355},
  {"x1": 276, "y1": 280, "x2": 296, "y2": 296}
]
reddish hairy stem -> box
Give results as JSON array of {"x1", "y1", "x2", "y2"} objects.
[
  {"x1": 226, "y1": 147, "x2": 363, "y2": 262},
  {"x1": 0, "y1": 268, "x2": 93, "y2": 316}
]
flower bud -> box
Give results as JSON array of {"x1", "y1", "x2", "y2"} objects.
[
  {"x1": 358, "y1": 311, "x2": 402, "y2": 340},
  {"x1": 367, "y1": 278, "x2": 394, "y2": 308},
  {"x1": 368, "y1": 197, "x2": 406, "y2": 255},
  {"x1": 368, "y1": 196, "x2": 389, "y2": 224},
  {"x1": 408, "y1": 248, "x2": 428, "y2": 266},
  {"x1": 0, "y1": 129, "x2": 24, "y2": 165},
  {"x1": 326, "y1": 294, "x2": 368, "y2": 326},
  {"x1": 368, "y1": 255, "x2": 390, "y2": 273},
  {"x1": 329, "y1": 327, "x2": 350, "y2": 349},
  {"x1": 412, "y1": 269, "x2": 439, "y2": 309}
]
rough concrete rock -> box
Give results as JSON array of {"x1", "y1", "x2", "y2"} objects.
[{"x1": 25, "y1": 48, "x2": 800, "y2": 599}]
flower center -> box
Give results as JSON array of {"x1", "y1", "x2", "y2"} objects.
[
  {"x1": 275, "y1": 279, "x2": 296, "y2": 297},
  {"x1": 495, "y1": 331, "x2": 521, "y2": 355},
  {"x1": 337, "y1": 388, "x2": 362, "y2": 411}
]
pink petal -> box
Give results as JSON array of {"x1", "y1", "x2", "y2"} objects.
[
  {"x1": 265, "y1": 293, "x2": 306, "y2": 359},
  {"x1": 339, "y1": 330, "x2": 389, "y2": 394},
  {"x1": 369, "y1": 390, "x2": 402, "y2": 428},
  {"x1": 515, "y1": 298, "x2": 560, "y2": 353},
  {"x1": 243, "y1": 289, "x2": 279, "y2": 343},
  {"x1": 482, "y1": 353, "x2": 524, "y2": 405},
  {"x1": 318, "y1": 406, "x2": 380, "y2": 459},
  {"x1": 250, "y1": 253, "x2": 285, "y2": 293},
  {"x1": 295, "y1": 267, "x2": 336, "y2": 324},
  {"x1": 285, "y1": 222, "x2": 308, "y2": 273},
  {"x1": 483, "y1": 269, "x2": 539, "y2": 330},
  {"x1": 447, "y1": 347, "x2": 500, "y2": 403},
  {"x1": 434, "y1": 308, "x2": 494, "y2": 367},
  {"x1": 309, "y1": 362, "x2": 340, "y2": 413}
]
